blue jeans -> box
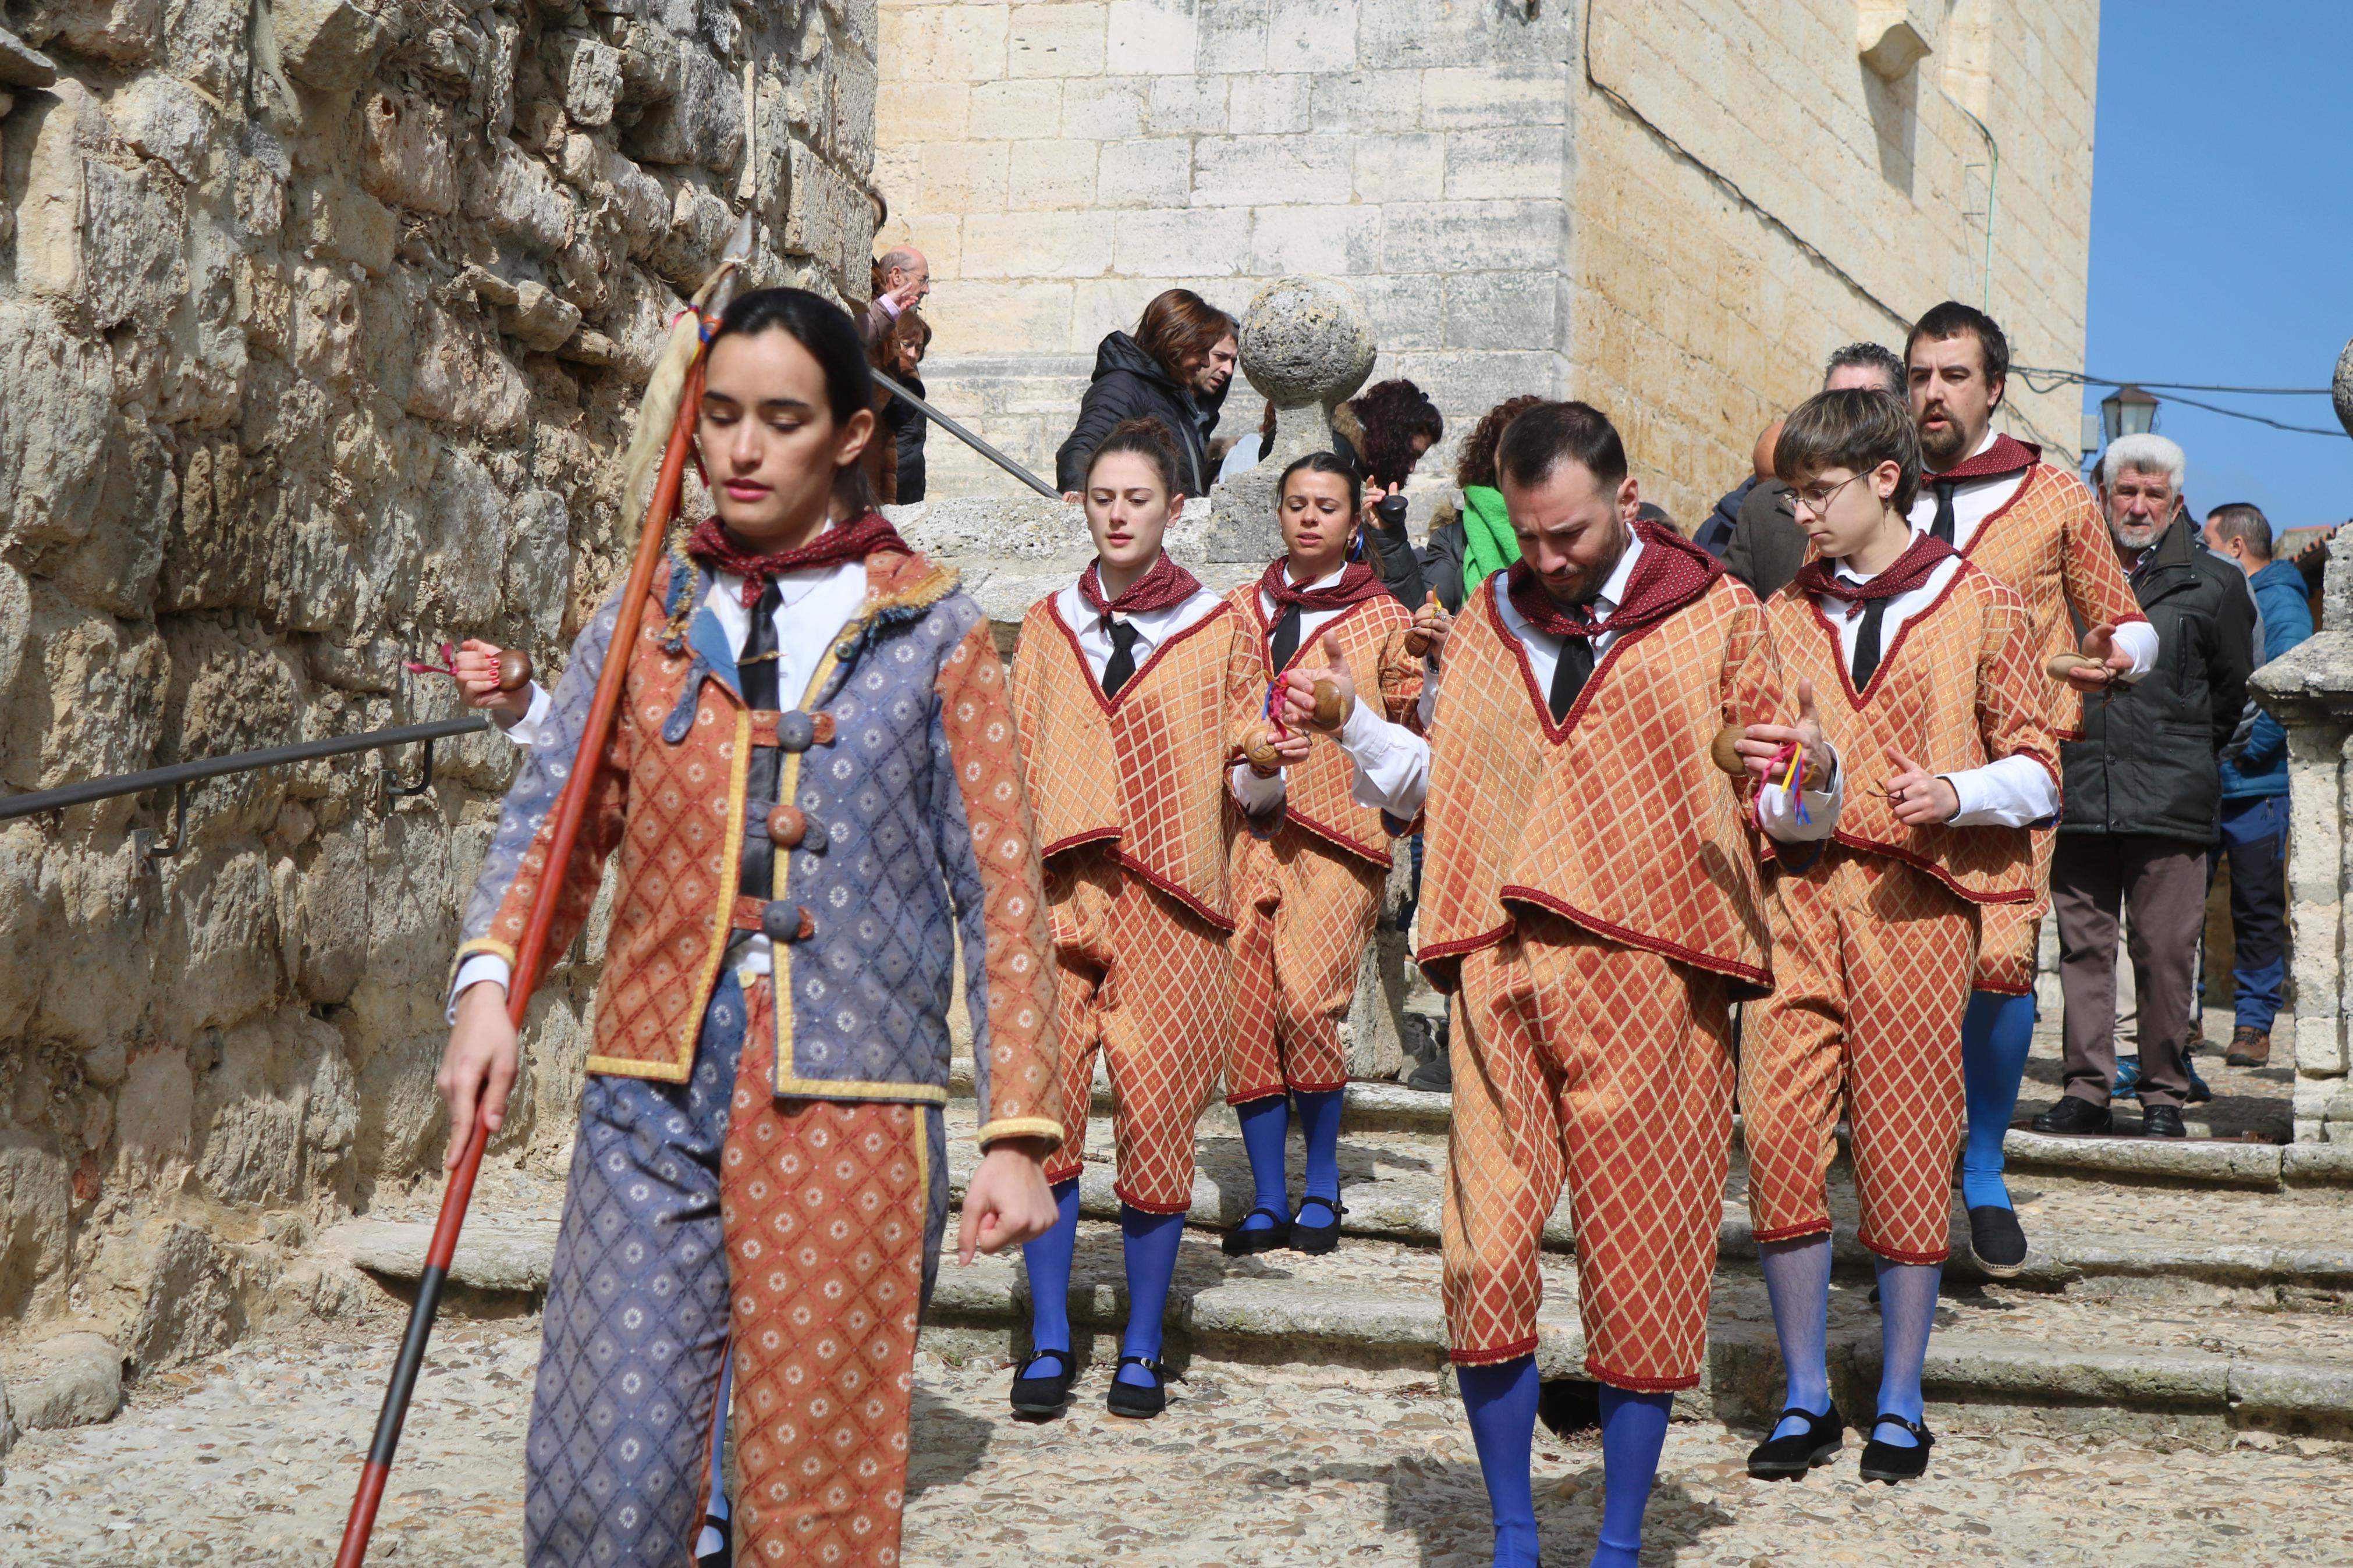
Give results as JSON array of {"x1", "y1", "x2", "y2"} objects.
[{"x1": 2211, "y1": 795, "x2": 2288, "y2": 1033}]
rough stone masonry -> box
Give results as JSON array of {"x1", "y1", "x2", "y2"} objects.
[{"x1": 0, "y1": 0, "x2": 880, "y2": 1377}]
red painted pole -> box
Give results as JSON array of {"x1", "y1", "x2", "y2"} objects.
[{"x1": 331, "y1": 354, "x2": 711, "y2": 1568}]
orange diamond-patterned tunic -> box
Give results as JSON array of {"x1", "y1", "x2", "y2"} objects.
[
  {"x1": 457, "y1": 543, "x2": 1061, "y2": 1568},
  {"x1": 1420, "y1": 558, "x2": 1782, "y2": 1389},
  {"x1": 1224, "y1": 584, "x2": 1424, "y2": 1101},
  {"x1": 1946, "y1": 463, "x2": 2147, "y2": 993},
  {"x1": 1744, "y1": 564, "x2": 2057, "y2": 1264},
  {"x1": 1010, "y1": 584, "x2": 1254, "y2": 1211}
]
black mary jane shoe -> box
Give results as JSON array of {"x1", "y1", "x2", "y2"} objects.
[
  {"x1": 1105, "y1": 1355, "x2": 1168, "y2": 1419},
  {"x1": 694, "y1": 1510, "x2": 732, "y2": 1568},
  {"x1": 1290, "y1": 1196, "x2": 1347, "y2": 1256},
  {"x1": 1221, "y1": 1206, "x2": 1293, "y2": 1257},
  {"x1": 1858, "y1": 1413, "x2": 1935, "y2": 1482},
  {"x1": 1009, "y1": 1347, "x2": 1077, "y2": 1417},
  {"x1": 1745, "y1": 1405, "x2": 1845, "y2": 1479},
  {"x1": 1967, "y1": 1204, "x2": 2031, "y2": 1278}
]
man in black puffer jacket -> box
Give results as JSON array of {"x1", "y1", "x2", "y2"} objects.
[
  {"x1": 2038, "y1": 435, "x2": 2255, "y2": 1141},
  {"x1": 1055, "y1": 289, "x2": 1236, "y2": 497}
]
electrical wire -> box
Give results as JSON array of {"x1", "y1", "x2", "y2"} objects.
[{"x1": 2012, "y1": 365, "x2": 2346, "y2": 437}]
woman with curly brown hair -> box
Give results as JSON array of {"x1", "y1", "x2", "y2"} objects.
[
  {"x1": 1418, "y1": 394, "x2": 1549, "y2": 614},
  {"x1": 1332, "y1": 378, "x2": 1445, "y2": 609}
]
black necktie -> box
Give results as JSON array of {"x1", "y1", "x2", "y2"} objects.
[
  {"x1": 739, "y1": 581, "x2": 783, "y2": 900},
  {"x1": 1269, "y1": 603, "x2": 1303, "y2": 673},
  {"x1": 1850, "y1": 598, "x2": 1890, "y2": 689},
  {"x1": 1929, "y1": 478, "x2": 1959, "y2": 545},
  {"x1": 1547, "y1": 606, "x2": 1596, "y2": 723},
  {"x1": 1101, "y1": 616, "x2": 1140, "y2": 698}
]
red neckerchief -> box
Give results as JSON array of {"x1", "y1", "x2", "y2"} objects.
[
  {"x1": 685, "y1": 511, "x2": 906, "y2": 606},
  {"x1": 1504, "y1": 518, "x2": 1723, "y2": 640},
  {"x1": 1077, "y1": 550, "x2": 1202, "y2": 616},
  {"x1": 1259, "y1": 557, "x2": 1387, "y2": 613},
  {"x1": 1924, "y1": 432, "x2": 2040, "y2": 485},
  {"x1": 1790, "y1": 531, "x2": 1957, "y2": 607}
]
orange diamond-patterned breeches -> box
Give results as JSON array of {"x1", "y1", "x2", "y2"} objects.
[
  {"x1": 1040, "y1": 844, "x2": 1231, "y2": 1211},
  {"x1": 523, "y1": 969, "x2": 945, "y2": 1568},
  {"x1": 1972, "y1": 826, "x2": 2053, "y2": 995},
  {"x1": 1743, "y1": 851, "x2": 1976, "y2": 1265},
  {"x1": 1441, "y1": 914, "x2": 1735, "y2": 1391},
  {"x1": 1226, "y1": 823, "x2": 1388, "y2": 1103}
]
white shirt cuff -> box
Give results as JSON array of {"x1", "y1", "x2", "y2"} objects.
[
  {"x1": 447, "y1": 955, "x2": 513, "y2": 1022},
  {"x1": 500, "y1": 682, "x2": 554, "y2": 746},
  {"x1": 1943, "y1": 755, "x2": 2061, "y2": 827},
  {"x1": 1756, "y1": 751, "x2": 1843, "y2": 842},
  {"x1": 1231, "y1": 760, "x2": 1286, "y2": 813},
  {"x1": 1339, "y1": 697, "x2": 1432, "y2": 818},
  {"x1": 2110, "y1": 619, "x2": 2159, "y2": 684}
]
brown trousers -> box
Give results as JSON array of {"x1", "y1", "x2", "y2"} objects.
[{"x1": 2052, "y1": 833, "x2": 2208, "y2": 1111}]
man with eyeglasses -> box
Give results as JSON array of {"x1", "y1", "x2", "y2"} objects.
[{"x1": 1901, "y1": 301, "x2": 2155, "y2": 1280}]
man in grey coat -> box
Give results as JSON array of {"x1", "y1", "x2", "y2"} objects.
[{"x1": 2035, "y1": 435, "x2": 2256, "y2": 1139}]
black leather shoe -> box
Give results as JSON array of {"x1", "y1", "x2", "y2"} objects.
[
  {"x1": 2030, "y1": 1097, "x2": 2112, "y2": 1136},
  {"x1": 1858, "y1": 1414, "x2": 1934, "y2": 1482},
  {"x1": 694, "y1": 1511, "x2": 732, "y2": 1568},
  {"x1": 2141, "y1": 1104, "x2": 2186, "y2": 1139},
  {"x1": 1009, "y1": 1347, "x2": 1077, "y2": 1416},
  {"x1": 1221, "y1": 1206, "x2": 1293, "y2": 1257},
  {"x1": 1967, "y1": 1205, "x2": 2029, "y2": 1277},
  {"x1": 1747, "y1": 1405, "x2": 1844, "y2": 1479},
  {"x1": 1105, "y1": 1355, "x2": 1167, "y2": 1418},
  {"x1": 1290, "y1": 1196, "x2": 1346, "y2": 1255}
]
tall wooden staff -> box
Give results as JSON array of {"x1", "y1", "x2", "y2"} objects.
[{"x1": 333, "y1": 215, "x2": 754, "y2": 1568}]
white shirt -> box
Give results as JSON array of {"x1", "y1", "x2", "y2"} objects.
[
  {"x1": 452, "y1": 552, "x2": 869, "y2": 1012},
  {"x1": 1418, "y1": 531, "x2": 1645, "y2": 733},
  {"x1": 1226, "y1": 565, "x2": 1433, "y2": 819},
  {"x1": 1907, "y1": 425, "x2": 2157, "y2": 681},
  {"x1": 1755, "y1": 552, "x2": 2061, "y2": 841}
]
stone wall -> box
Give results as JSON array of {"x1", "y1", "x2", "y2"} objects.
[
  {"x1": 876, "y1": 0, "x2": 2095, "y2": 525},
  {"x1": 0, "y1": 0, "x2": 877, "y2": 1366}
]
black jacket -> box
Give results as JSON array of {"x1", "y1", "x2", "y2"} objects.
[
  {"x1": 1720, "y1": 479, "x2": 1807, "y2": 600},
  {"x1": 2061, "y1": 517, "x2": 2258, "y2": 844},
  {"x1": 1053, "y1": 332, "x2": 1226, "y2": 496},
  {"x1": 886, "y1": 372, "x2": 927, "y2": 504}
]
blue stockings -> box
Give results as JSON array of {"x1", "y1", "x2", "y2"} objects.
[
  {"x1": 1234, "y1": 1096, "x2": 1290, "y2": 1232},
  {"x1": 1871, "y1": 1257, "x2": 1940, "y2": 1445},
  {"x1": 1458, "y1": 1356, "x2": 1541, "y2": 1568},
  {"x1": 1961, "y1": 990, "x2": 2036, "y2": 1210},
  {"x1": 1593, "y1": 1386, "x2": 1674, "y2": 1568},
  {"x1": 1117, "y1": 1205, "x2": 1186, "y2": 1386},
  {"x1": 1758, "y1": 1235, "x2": 1833, "y2": 1440},
  {"x1": 1018, "y1": 1179, "x2": 1083, "y2": 1377},
  {"x1": 1293, "y1": 1087, "x2": 1344, "y2": 1221}
]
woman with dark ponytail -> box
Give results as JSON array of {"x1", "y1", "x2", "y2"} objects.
[
  {"x1": 1006, "y1": 415, "x2": 1272, "y2": 1421},
  {"x1": 1218, "y1": 450, "x2": 1431, "y2": 1260},
  {"x1": 438, "y1": 286, "x2": 1066, "y2": 1567}
]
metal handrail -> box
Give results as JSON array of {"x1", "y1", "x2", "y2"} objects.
[
  {"x1": 874, "y1": 368, "x2": 1064, "y2": 501},
  {"x1": 0, "y1": 715, "x2": 494, "y2": 824}
]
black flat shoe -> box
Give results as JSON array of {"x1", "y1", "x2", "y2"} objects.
[
  {"x1": 2029, "y1": 1097, "x2": 2113, "y2": 1136},
  {"x1": 1009, "y1": 1347, "x2": 1077, "y2": 1416},
  {"x1": 1221, "y1": 1206, "x2": 1293, "y2": 1257},
  {"x1": 1290, "y1": 1196, "x2": 1346, "y2": 1255},
  {"x1": 1858, "y1": 1414, "x2": 1934, "y2": 1482},
  {"x1": 1105, "y1": 1355, "x2": 1167, "y2": 1419},
  {"x1": 1967, "y1": 1204, "x2": 2029, "y2": 1277},
  {"x1": 2141, "y1": 1104, "x2": 2186, "y2": 1139},
  {"x1": 694, "y1": 1511, "x2": 732, "y2": 1568},
  {"x1": 1746, "y1": 1405, "x2": 1844, "y2": 1479}
]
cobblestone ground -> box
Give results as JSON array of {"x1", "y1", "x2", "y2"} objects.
[{"x1": 2, "y1": 1320, "x2": 2347, "y2": 1566}]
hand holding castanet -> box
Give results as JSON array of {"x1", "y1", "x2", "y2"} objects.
[
  {"x1": 1733, "y1": 676, "x2": 1836, "y2": 784},
  {"x1": 2057, "y1": 621, "x2": 2132, "y2": 692},
  {"x1": 452, "y1": 639, "x2": 535, "y2": 723},
  {"x1": 1404, "y1": 589, "x2": 1452, "y2": 663},
  {"x1": 1279, "y1": 631, "x2": 1353, "y2": 734},
  {"x1": 1881, "y1": 745, "x2": 1960, "y2": 826}
]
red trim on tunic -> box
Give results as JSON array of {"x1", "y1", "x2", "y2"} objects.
[
  {"x1": 1499, "y1": 884, "x2": 1773, "y2": 994},
  {"x1": 1449, "y1": 1336, "x2": 1541, "y2": 1367}
]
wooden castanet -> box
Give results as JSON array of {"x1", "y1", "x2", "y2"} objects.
[
  {"x1": 495, "y1": 649, "x2": 533, "y2": 691},
  {"x1": 2046, "y1": 652, "x2": 2099, "y2": 681},
  {"x1": 1403, "y1": 590, "x2": 1442, "y2": 657},
  {"x1": 1709, "y1": 723, "x2": 1748, "y2": 777},
  {"x1": 1309, "y1": 678, "x2": 1344, "y2": 731},
  {"x1": 1241, "y1": 724, "x2": 1283, "y2": 773}
]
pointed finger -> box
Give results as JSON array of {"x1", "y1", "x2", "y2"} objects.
[{"x1": 1882, "y1": 744, "x2": 1921, "y2": 776}]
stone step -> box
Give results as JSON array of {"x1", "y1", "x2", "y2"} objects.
[
  {"x1": 330, "y1": 1216, "x2": 2353, "y2": 1444},
  {"x1": 947, "y1": 1062, "x2": 2353, "y2": 1192}
]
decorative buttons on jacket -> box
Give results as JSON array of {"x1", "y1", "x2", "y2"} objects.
[{"x1": 761, "y1": 901, "x2": 815, "y2": 943}]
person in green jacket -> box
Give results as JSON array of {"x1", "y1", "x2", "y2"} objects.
[{"x1": 1419, "y1": 394, "x2": 1548, "y2": 613}]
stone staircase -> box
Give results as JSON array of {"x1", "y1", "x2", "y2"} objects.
[{"x1": 331, "y1": 1062, "x2": 2353, "y2": 1449}]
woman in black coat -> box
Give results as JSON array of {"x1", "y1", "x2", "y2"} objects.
[{"x1": 1054, "y1": 289, "x2": 1236, "y2": 497}]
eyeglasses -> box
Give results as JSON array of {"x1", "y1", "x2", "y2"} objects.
[{"x1": 1789, "y1": 472, "x2": 1866, "y2": 517}]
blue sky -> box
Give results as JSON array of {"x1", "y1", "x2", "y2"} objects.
[{"x1": 2078, "y1": 2, "x2": 2353, "y2": 528}]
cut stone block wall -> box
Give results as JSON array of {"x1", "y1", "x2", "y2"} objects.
[
  {"x1": 0, "y1": 0, "x2": 876, "y2": 1363},
  {"x1": 877, "y1": 0, "x2": 2095, "y2": 527}
]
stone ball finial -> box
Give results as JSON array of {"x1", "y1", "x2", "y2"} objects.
[
  {"x1": 1239, "y1": 276, "x2": 1376, "y2": 410},
  {"x1": 2336, "y1": 336, "x2": 2353, "y2": 440}
]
